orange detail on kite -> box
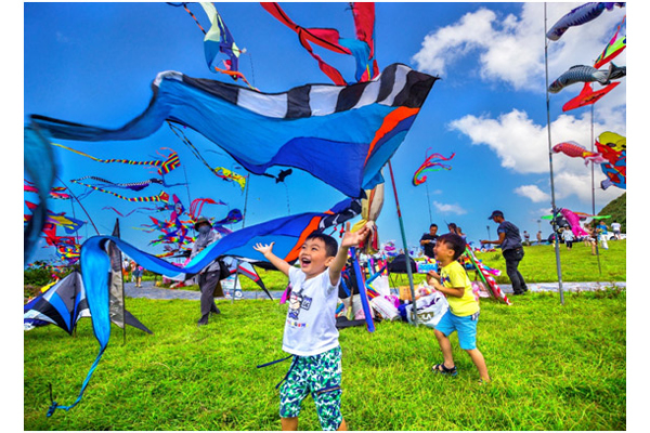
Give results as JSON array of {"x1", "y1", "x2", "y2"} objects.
[
  {"x1": 364, "y1": 107, "x2": 420, "y2": 164},
  {"x1": 283, "y1": 216, "x2": 322, "y2": 262},
  {"x1": 213, "y1": 67, "x2": 258, "y2": 91}
]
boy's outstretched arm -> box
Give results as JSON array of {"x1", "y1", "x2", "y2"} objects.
[
  {"x1": 253, "y1": 242, "x2": 291, "y2": 277},
  {"x1": 329, "y1": 223, "x2": 370, "y2": 286}
]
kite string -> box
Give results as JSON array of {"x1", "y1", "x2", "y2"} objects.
[
  {"x1": 167, "y1": 121, "x2": 215, "y2": 174},
  {"x1": 56, "y1": 176, "x2": 100, "y2": 235}
]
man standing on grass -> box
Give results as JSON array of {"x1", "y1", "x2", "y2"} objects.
[
  {"x1": 481, "y1": 210, "x2": 529, "y2": 296},
  {"x1": 420, "y1": 224, "x2": 439, "y2": 260},
  {"x1": 191, "y1": 216, "x2": 223, "y2": 326}
]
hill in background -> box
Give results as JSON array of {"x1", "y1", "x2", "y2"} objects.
[{"x1": 599, "y1": 192, "x2": 626, "y2": 232}]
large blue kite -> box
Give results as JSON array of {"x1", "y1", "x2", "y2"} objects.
[
  {"x1": 31, "y1": 63, "x2": 437, "y2": 198},
  {"x1": 45, "y1": 197, "x2": 361, "y2": 416}
]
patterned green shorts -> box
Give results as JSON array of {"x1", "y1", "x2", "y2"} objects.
[{"x1": 279, "y1": 346, "x2": 343, "y2": 431}]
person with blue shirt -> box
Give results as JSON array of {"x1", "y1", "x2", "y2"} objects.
[
  {"x1": 596, "y1": 220, "x2": 609, "y2": 250},
  {"x1": 481, "y1": 210, "x2": 529, "y2": 295}
]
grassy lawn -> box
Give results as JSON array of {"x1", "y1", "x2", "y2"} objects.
[
  {"x1": 476, "y1": 240, "x2": 626, "y2": 284},
  {"x1": 24, "y1": 289, "x2": 625, "y2": 430}
]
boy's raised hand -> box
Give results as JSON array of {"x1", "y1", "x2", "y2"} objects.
[
  {"x1": 340, "y1": 222, "x2": 370, "y2": 248},
  {"x1": 253, "y1": 242, "x2": 291, "y2": 276},
  {"x1": 253, "y1": 242, "x2": 275, "y2": 256}
]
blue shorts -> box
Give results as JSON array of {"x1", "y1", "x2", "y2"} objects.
[{"x1": 435, "y1": 310, "x2": 479, "y2": 350}]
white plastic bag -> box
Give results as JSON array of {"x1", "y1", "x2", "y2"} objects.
[
  {"x1": 371, "y1": 296, "x2": 400, "y2": 321},
  {"x1": 405, "y1": 292, "x2": 449, "y2": 328},
  {"x1": 372, "y1": 275, "x2": 391, "y2": 298}
]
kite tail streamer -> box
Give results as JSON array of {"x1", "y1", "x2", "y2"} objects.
[
  {"x1": 48, "y1": 237, "x2": 111, "y2": 416},
  {"x1": 71, "y1": 179, "x2": 170, "y2": 202},
  {"x1": 47, "y1": 347, "x2": 106, "y2": 417},
  {"x1": 52, "y1": 143, "x2": 163, "y2": 167},
  {"x1": 51, "y1": 143, "x2": 180, "y2": 175}
]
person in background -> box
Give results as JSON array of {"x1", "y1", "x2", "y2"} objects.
[
  {"x1": 130, "y1": 260, "x2": 136, "y2": 283},
  {"x1": 523, "y1": 230, "x2": 531, "y2": 246},
  {"x1": 611, "y1": 220, "x2": 622, "y2": 240},
  {"x1": 596, "y1": 220, "x2": 609, "y2": 250},
  {"x1": 132, "y1": 263, "x2": 143, "y2": 288},
  {"x1": 481, "y1": 210, "x2": 528, "y2": 296},
  {"x1": 191, "y1": 216, "x2": 223, "y2": 326},
  {"x1": 122, "y1": 258, "x2": 130, "y2": 280},
  {"x1": 419, "y1": 224, "x2": 439, "y2": 260},
  {"x1": 587, "y1": 222, "x2": 599, "y2": 255},
  {"x1": 536, "y1": 230, "x2": 543, "y2": 245},
  {"x1": 561, "y1": 228, "x2": 575, "y2": 250}
]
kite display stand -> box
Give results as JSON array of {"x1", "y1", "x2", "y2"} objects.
[{"x1": 465, "y1": 248, "x2": 511, "y2": 305}]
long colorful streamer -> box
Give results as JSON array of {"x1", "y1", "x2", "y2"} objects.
[
  {"x1": 594, "y1": 15, "x2": 626, "y2": 68},
  {"x1": 413, "y1": 150, "x2": 455, "y2": 186},
  {"x1": 70, "y1": 178, "x2": 170, "y2": 203},
  {"x1": 51, "y1": 143, "x2": 180, "y2": 176}
]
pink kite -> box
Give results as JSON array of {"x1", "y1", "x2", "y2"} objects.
[{"x1": 559, "y1": 209, "x2": 589, "y2": 237}]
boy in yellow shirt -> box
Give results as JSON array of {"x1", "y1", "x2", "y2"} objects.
[{"x1": 426, "y1": 233, "x2": 491, "y2": 383}]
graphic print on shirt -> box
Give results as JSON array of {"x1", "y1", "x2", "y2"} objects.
[
  {"x1": 288, "y1": 292, "x2": 303, "y2": 320},
  {"x1": 441, "y1": 271, "x2": 451, "y2": 286}
]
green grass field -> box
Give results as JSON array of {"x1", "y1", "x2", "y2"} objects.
[
  {"x1": 24, "y1": 241, "x2": 626, "y2": 430},
  {"x1": 24, "y1": 294, "x2": 625, "y2": 430}
]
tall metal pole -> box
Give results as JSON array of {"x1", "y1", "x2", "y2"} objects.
[
  {"x1": 544, "y1": 3, "x2": 565, "y2": 305},
  {"x1": 590, "y1": 104, "x2": 596, "y2": 215},
  {"x1": 590, "y1": 102, "x2": 602, "y2": 275},
  {"x1": 387, "y1": 161, "x2": 418, "y2": 324}
]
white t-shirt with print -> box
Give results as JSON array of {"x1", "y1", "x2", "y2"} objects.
[{"x1": 283, "y1": 267, "x2": 340, "y2": 357}]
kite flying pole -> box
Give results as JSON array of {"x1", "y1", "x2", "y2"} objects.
[
  {"x1": 388, "y1": 161, "x2": 418, "y2": 324},
  {"x1": 544, "y1": 3, "x2": 565, "y2": 305}
]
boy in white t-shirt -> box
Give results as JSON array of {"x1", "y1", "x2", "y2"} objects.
[{"x1": 254, "y1": 223, "x2": 369, "y2": 431}]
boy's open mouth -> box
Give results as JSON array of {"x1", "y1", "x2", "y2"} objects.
[{"x1": 300, "y1": 257, "x2": 312, "y2": 267}]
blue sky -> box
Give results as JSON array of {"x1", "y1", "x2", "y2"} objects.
[{"x1": 23, "y1": 2, "x2": 628, "y2": 263}]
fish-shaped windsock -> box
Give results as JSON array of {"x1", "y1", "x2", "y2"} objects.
[
  {"x1": 547, "y1": 2, "x2": 626, "y2": 41},
  {"x1": 552, "y1": 141, "x2": 608, "y2": 165},
  {"x1": 606, "y1": 62, "x2": 626, "y2": 80},
  {"x1": 548, "y1": 63, "x2": 625, "y2": 93}
]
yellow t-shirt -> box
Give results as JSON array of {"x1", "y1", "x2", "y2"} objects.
[{"x1": 440, "y1": 261, "x2": 479, "y2": 317}]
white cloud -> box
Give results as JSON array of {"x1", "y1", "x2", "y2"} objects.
[
  {"x1": 433, "y1": 201, "x2": 467, "y2": 215},
  {"x1": 449, "y1": 108, "x2": 625, "y2": 206},
  {"x1": 412, "y1": 2, "x2": 627, "y2": 94},
  {"x1": 515, "y1": 185, "x2": 550, "y2": 203}
]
